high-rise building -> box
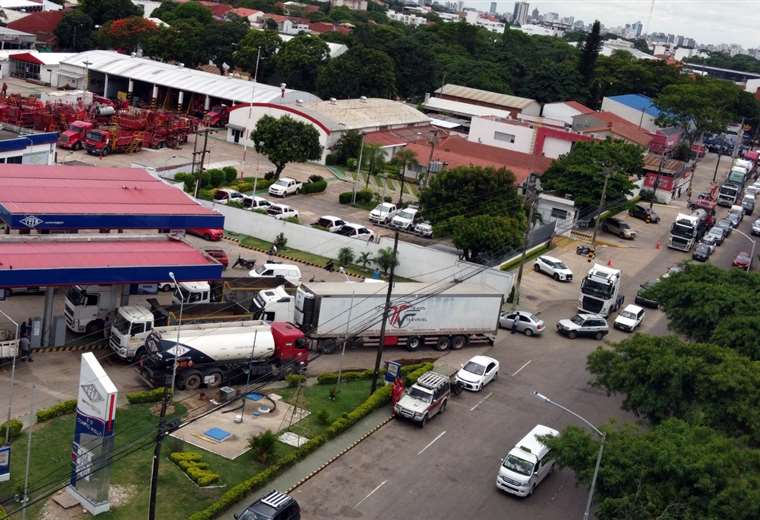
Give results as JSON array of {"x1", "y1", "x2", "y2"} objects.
[
  {"x1": 512, "y1": 2, "x2": 529, "y2": 26},
  {"x1": 676, "y1": 35, "x2": 685, "y2": 46},
  {"x1": 490, "y1": 2, "x2": 497, "y2": 15},
  {"x1": 544, "y1": 11, "x2": 559, "y2": 22},
  {"x1": 667, "y1": 33, "x2": 675, "y2": 44},
  {"x1": 631, "y1": 21, "x2": 643, "y2": 38},
  {"x1": 531, "y1": 7, "x2": 539, "y2": 20}
]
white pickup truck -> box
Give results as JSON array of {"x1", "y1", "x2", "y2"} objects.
[
  {"x1": 268, "y1": 177, "x2": 303, "y2": 197},
  {"x1": 369, "y1": 202, "x2": 398, "y2": 224}
]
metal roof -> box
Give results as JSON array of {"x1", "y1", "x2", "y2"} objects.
[
  {"x1": 60, "y1": 50, "x2": 320, "y2": 105},
  {"x1": 422, "y1": 96, "x2": 512, "y2": 120},
  {"x1": 302, "y1": 282, "x2": 503, "y2": 297},
  {"x1": 435, "y1": 84, "x2": 538, "y2": 110},
  {"x1": 297, "y1": 98, "x2": 429, "y2": 131},
  {"x1": 0, "y1": 235, "x2": 223, "y2": 287},
  {"x1": 607, "y1": 94, "x2": 661, "y2": 117},
  {"x1": 0, "y1": 164, "x2": 223, "y2": 230}
]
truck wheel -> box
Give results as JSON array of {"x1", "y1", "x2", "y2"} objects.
[
  {"x1": 75, "y1": 142, "x2": 82, "y2": 151},
  {"x1": 433, "y1": 336, "x2": 450, "y2": 351},
  {"x1": 180, "y1": 370, "x2": 202, "y2": 391},
  {"x1": 533, "y1": 264, "x2": 540, "y2": 272},
  {"x1": 204, "y1": 370, "x2": 223, "y2": 388},
  {"x1": 406, "y1": 336, "x2": 423, "y2": 351},
  {"x1": 594, "y1": 331, "x2": 605, "y2": 341},
  {"x1": 419, "y1": 414, "x2": 428, "y2": 428},
  {"x1": 132, "y1": 347, "x2": 145, "y2": 362},
  {"x1": 349, "y1": 337, "x2": 363, "y2": 350},
  {"x1": 318, "y1": 339, "x2": 338, "y2": 354},
  {"x1": 85, "y1": 320, "x2": 103, "y2": 336},
  {"x1": 103, "y1": 147, "x2": 111, "y2": 156},
  {"x1": 451, "y1": 335, "x2": 467, "y2": 350}
]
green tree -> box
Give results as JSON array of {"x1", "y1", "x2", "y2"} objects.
[
  {"x1": 234, "y1": 30, "x2": 282, "y2": 82},
  {"x1": 55, "y1": 10, "x2": 96, "y2": 51},
  {"x1": 332, "y1": 130, "x2": 361, "y2": 165},
  {"x1": 710, "y1": 316, "x2": 760, "y2": 361},
  {"x1": 540, "y1": 140, "x2": 642, "y2": 208},
  {"x1": 592, "y1": 52, "x2": 683, "y2": 106},
  {"x1": 449, "y1": 214, "x2": 524, "y2": 262},
  {"x1": 545, "y1": 420, "x2": 760, "y2": 520},
  {"x1": 579, "y1": 20, "x2": 601, "y2": 83},
  {"x1": 357, "y1": 252, "x2": 372, "y2": 270},
  {"x1": 316, "y1": 46, "x2": 397, "y2": 99},
  {"x1": 275, "y1": 34, "x2": 330, "y2": 92},
  {"x1": 337, "y1": 247, "x2": 355, "y2": 267},
  {"x1": 587, "y1": 334, "x2": 760, "y2": 442},
  {"x1": 80, "y1": 0, "x2": 141, "y2": 25},
  {"x1": 206, "y1": 16, "x2": 250, "y2": 73},
  {"x1": 250, "y1": 116, "x2": 323, "y2": 179},
  {"x1": 158, "y1": 0, "x2": 213, "y2": 24},
  {"x1": 374, "y1": 247, "x2": 399, "y2": 274},
  {"x1": 361, "y1": 144, "x2": 385, "y2": 190},
  {"x1": 248, "y1": 429, "x2": 277, "y2": 463}
]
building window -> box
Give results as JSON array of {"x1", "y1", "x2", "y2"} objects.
[
  {"x1": 6, "y1": 156, "x2": 22, "y2": 164},
  {"x1": 550, "y1": 208, "x2": 569, "y2": 220},
  {"x1": 494, "y1": 131, "x2": 515, "y2": 143}
]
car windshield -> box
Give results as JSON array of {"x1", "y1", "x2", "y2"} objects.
[
  {"x1": 86, "y1": 131, "x2": 103, "y2": 142},
  {"x1": 398, "y1": 210, "x2": 416, "y2": 220},
  {"x1": 696, "y1": 244, "x2": 709, "y2": 253},
  {"x1": 214, "y1": 191, "x2": 228, "y2": 200},
  {"x1": 254, "y1": 265, "x2": 269, "y2": 274},
  {"x1": 408, "y1": 386, "x2": 433, "y2": 402},
  {"x1": 237, "y1": 503, "x2": 276, "y2": 520},
  {"x1": 375, "y1": 204, "x2": 393, "y2": 212},
  {"x1": 570, "y1": 315, "x2": 586, "y2": 325},
  {"x1": 463, "y1": 361, "x2": 486, "y2": 375},
  {"x1": 270, "y1": 207, "x2": 282, "y2": 214},
  {"x1": 336, "y1": 227, "x2": 354, "y2": 236},
  {"x1": 718, "y1": 219, "x2": 731, "y2": 228},
  {"x1": 112, "y1": 314, "x2": 131, "y2": 335},
  {"x1": 274, "y1": 179, "x2": 289, "y2": 187},
  {"x1": 619, "y1": 310, "x2": 637, "y2": 320},
  {"x1": 503, "y1": 454, "x2": 535, "y2": 476},
  {"x1": 581, "y1": 278, "x2": 613, "y2": 298}
]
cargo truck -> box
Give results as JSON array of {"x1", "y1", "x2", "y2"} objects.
[
  {"x1": 668, "y1": 209, "x2": 709, "y2": 252},
  {"x1": 84, "y1": 128, "x2": 143, "y2": 155},
  {"x1": 57, "y1": 120, "x2": 94, "y2": 150},
  {"x1": 109, "y1": 300, "x2": 252, "y2": 360},
  {"x1": 293, "y1": 282, "x2": 503, "y2": 353},
  {"x1": 578, "y1": 264, "x2": 623, "y2": 317},
  {"x1": 139, "y1": 320, "x2": 308, "y2": 390},
  {"x1": 718, "y1": 182, "x2": 741, "y2": 207}
]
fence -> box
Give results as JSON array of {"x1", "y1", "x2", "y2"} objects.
[{"x1": 198, "y1": 200, "x2": 514, "y2": 294}]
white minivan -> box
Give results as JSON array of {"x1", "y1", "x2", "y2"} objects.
[
  {"x1": 249, "y1": 263, "x2": 302, "y2": 285},
  {"x1": 496, "y1": 424, "x2": 559, "y2": 497}
]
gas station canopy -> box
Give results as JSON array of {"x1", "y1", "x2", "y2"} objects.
[{"x1": 0, "y1": 164, "x2": 223, "y2": 230}]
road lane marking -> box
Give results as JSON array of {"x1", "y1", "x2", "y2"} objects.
[
  {"x1": 355, "y1": 480, "x2": 388, "y2": 508},
  {"x1": 511, "y1": 360, "x2": 532, "y2": 377},
  {"x1": 417, "y1": 431, "x2": 447, "y2": 455},
  {"x1": 469, "y1": 392, "x2": 493, "y2": 411}
]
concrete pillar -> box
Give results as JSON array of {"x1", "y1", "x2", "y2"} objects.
[
  {"x1": 41, "y1": 287, "x2": 55, "y2": 347},
  {"x1": 127, "y1": 78, "x2": 134, "y2": 103},
  {"x1": 120, "y1": 285, "x2": 130, "y2": 307},
  {"x1": 103, "y1": 73, "x2": 109, "y2": 97},
  {"x1": 178, "y1": 90, "x2": 184, "y2": 111},
  {"x1": 204, "y1": 95, "x2": 211, "y2": 111},
  {"x1": 152, "y1": 84, "x2": 158, "y2": 108}
]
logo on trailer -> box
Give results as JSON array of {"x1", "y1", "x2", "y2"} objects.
[
  {"x1": 20, "y1": 215, "x2": 43, "y2": 228},
  {"x1": 389, "y1": 303, "x2": 426, "y2": 328}
]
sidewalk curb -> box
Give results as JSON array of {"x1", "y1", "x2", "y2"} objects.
[{"x1": 287, "y1": 414, "x2": 392, "y2": 493}]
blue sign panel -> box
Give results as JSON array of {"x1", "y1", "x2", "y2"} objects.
[
  {"x1": 0, "y1": 445, "x2": 10, "y2": 482},
  {"x1": 385, "y1": 361, "x2": 401, "y2": 384}
]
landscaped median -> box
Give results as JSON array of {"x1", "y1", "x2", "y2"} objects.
[{"x1": 188, "y1": 362, "x2": 434, "y2": 520}]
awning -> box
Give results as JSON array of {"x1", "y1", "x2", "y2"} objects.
[
  {"x1": 9, "y1": 52, "x2": 44, "y2": 65},
  {"x1": 57, "y1": 71, "x2": 85, "y2": 79}
]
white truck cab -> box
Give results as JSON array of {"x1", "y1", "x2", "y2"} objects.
[
  {"x1": 64, "y1": 285, "x2": 123, "y2": 334},
  {"x1": 252, "y1": 286, "x2": 295, "y2": 322},
  {"x1": 172, "y1": 281, "x2": 212, "y2": 306},
  {"x1": 496, "y1": 424, "x2": 559, "y2": 497},
  {"x1": 110, "y1": 305, "x2": 154, "y2": 359}
]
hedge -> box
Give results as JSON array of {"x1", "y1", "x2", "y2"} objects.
[
  {"x1": 316, "y1": 362, "x2": 432, "y2": 385},
  {"x1": 126, "y1": 387, "x2": 171, "y2": 404},
  {"x1": 302, "y1": 179, "x2": 327, "y2": 194},
  {"x1": 0, "y1": 418, "x2": 23, "y2": 442},
  {"x1": 189, "y1": 362, "x2": 434, "y2": 520},
  {"x1": 339, "y1": 190, "x2": 373, "y2": 205},
  {"x1": 36, "y1": 399, "x2": 77, "y2": 423},
  {"x1": 170, "y1": 451, "x2": 221, "y2": 487}
]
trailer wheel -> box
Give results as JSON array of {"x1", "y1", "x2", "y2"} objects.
[
  {"x1": 433, "y1": 336, "x2": 450, "y2": 351},
  {"x1": 180, "y1": 370, "x2": 202, "y2": 391},
  {"x1": 349, "y1": 337, "x2": 363, "y2": 350},
  {"x1": 318, "y1": 339, "x2": 338, "y2": 354},
  {"x1": 204, "y1": 370, "x2": 223, "y2": 389},
  {"x1": 451, "y1": 335, "x2": 467, "y2": 350},
  {"x1": 406, "y1": 336, "x2": 423, "y2": 351}
]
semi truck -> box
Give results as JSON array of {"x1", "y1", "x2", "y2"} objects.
[
  {"x1": 728, "y1": 168, "x2": 748, "y2": 189},
  {"x1": 109, "y1": 300, "x2": 252, "y2": 360},
  {"x1": 57, "y1": 120, "x2": 94, "y2": 150},
  {"x1": 292, "y1": 282, "x2": 504, "y2": 353},
  {"x1": 139, "y1": 320, "x2": 308, "y2": 390},
  {"x1": 668, "y1": 209, "x2": 709, "y2": 252},
  {"x1": 65, "y1": 285, "x2": 124, "y2": 334},
  {"x1": 718, "y1": 182, "x2": 741, "y2": 207},
  {"x1": 578, "y1": 264, "x2": 624, "y2": 317},
  {"x1": 172, "y1": 277, "x2": 298, "y2": 306}
]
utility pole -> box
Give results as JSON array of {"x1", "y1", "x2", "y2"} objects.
[
  {"x1": 712, "y1": 150, "x2": 722, "y2": 183},
  {"x1": 512, "y1": 173, "x2": 541, "y2": 309},
  {"x1": 590, "y1": 168, "x2": 611, "y2": 249},
  {"x1": 649, "y1": 153, "x2": 666, "y2": 210},
  {"x1": 370, "y1": 174, "x2": 406, "y2": 394},
  {"x1": 21, "y1": 385, "x2": 34, "y2": 520},
  {"x1": 192, "y1": 128, "x2": 213, "y2": 198},
  {"x1": 241, "y1": 47, "x2": 261, "y2": 168}
]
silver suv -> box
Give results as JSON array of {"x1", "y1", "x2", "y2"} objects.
[
  {"x1": 556, "y1": 313, "x2": 609, "y2": 340},
  {"x1": 394, "y1": 371, "x2": 450, "y2": 427}
]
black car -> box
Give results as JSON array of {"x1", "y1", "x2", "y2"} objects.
[
  {"x1": 691, "y1": 242, "x2": 712, "y2": 262},
  {"x1": 234, "y1": 490, "x2": 301, "y2": 520},
  {"x1": 628, "y1": 204, "x2": 660, "y2": 223},
  {"x1": 634, "y1": 281, "x2": 659, "y2": 308}
]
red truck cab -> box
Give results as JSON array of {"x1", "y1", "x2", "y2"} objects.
[
  {"x1": 270, "y1": 321, "x2": 309, "y2": 367},
  {"x1": 58, "y1": 121, "x2": 94, "y2": 150}
]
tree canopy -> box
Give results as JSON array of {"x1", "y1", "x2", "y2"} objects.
[
  {"x1": 79, "y1": 0, "x2": 141, "y2": 26},
  {"x1": 316, "y1": 46, "x2": 397, "y2": 99},
  {"x1": 579, "y1": 20, "x2": 601, "y2": 84},
  {"x1": 250, "y1": 115, "x2": 322, "y2": 178},
  {"x1": 274, "y1": 35, "x2": 330, "y2": 92},
  {"x1": 55, "y1": 10, "x2": 95, "y2": 51},
  {"x1": 95, "y1": 16, "x2": 158, "y2": 53},
  {"x1": 233, "y1": 30, "x2": 282, "y2": 82}
]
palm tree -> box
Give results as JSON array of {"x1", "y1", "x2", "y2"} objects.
[
  {"x1": 363, "y1": 144, "x2": 384, "y2": 190},
  {"x1": 337, "y1": 247, "x2": 355, "y2": 267},
  {"x1": 357, "y1": 252, "x2": 372, "y2": 270},
  {"x1": 374, "y1": 247, "x2": 399, "y2": 275}
]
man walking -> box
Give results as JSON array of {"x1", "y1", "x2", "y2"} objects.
[{"x1": 19, "y1": 334, "x2": 32, "y2": 362}]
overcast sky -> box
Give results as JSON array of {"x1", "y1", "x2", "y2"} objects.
[{"x1": 463, "y1": 1, "x2": 759, "y2": 48}]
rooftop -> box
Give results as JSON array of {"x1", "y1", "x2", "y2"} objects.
[
  {"x1": 606, "y1": 94, "x2": 662, "y2": 117},
  {"x1": 8, "y1": 51, "x2": 76, "y2": 65},
  {"x1": 6, "y1": 10, "x2": 64, "y2": 38},
  {"x1": 363, "y1": 125, "x2": 444, "y2": 148},
  {"x1": 575, "y1": 111, "x2": 654, "y2": 147},
  {"x1": 422, "y1": 96, "x2": 512, "y2": 120},
  {"x1": 434, "y1": 84, "x2": 538, "y2": 110},
  {"x1": 643, "y1": 153, "x2": 687, "y2": 175},
  {"x1": 295, "y1": 98, "x2": 429, "y2": 131},
  {"x1": 563, "y1": 101, "x2": 594, "y2": 114}
]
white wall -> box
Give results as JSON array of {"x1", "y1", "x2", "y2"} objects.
[
  {"x1": 467, "y1": 116, "x2": 534, "y2": 153},
  {"x1": 199, "y1": 200, "x2": 513, "y2": 294},
  {"x1": 601, "y1": 98, "x2": 657, "y2": 132},
  {"x1": 542, "y1": 136, "x2": 573, "y2": 159},
  {"x1": 541, "y1": 103, "x2": 580, "y2": 126},
  {"x1": 536, "y1": 194, "x2": 576, "y2": 236},
  {"x1": 521, "y1": 101, "x2": 542, "y2": 117}
]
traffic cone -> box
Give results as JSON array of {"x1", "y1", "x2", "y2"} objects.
[{"x1": 607, "y1": 258, "x2": 613, "y2": 267}]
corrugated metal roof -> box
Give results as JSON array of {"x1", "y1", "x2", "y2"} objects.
[
  {"x1": 422, "y1": 96, "x2": 512, "y2": 119},
  {"x1": 435, "y1": 84, "x2": 538, "y2": 110},
  {"x1": 60, "y1": 50, "x2": 319, "y2": 104},
  {"x1": 296, "y1": 98, "x2": 429, "y2": 131}
]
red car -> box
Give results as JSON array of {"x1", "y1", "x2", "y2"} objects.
[
  {"x1": 187, "y1": 227, "x2": 223, "y2": 241},
  {"x1": 733, "y1": 251, "x2": 752, "y2": 270},
  {"x1": 204, "y1": 248, "x2": 229, "y2": 269}
]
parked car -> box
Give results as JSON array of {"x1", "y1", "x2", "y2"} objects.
[
  {"x1": 613, "y1": 304, "x2": 646, "y2": 332},
  {"x1": 315, "y1": 215, "x2": 346, "y2": 232},
  {"x1": 496, "y1": 425, "x2": 559, "y2": 497},
  {"x1": 336, "y1": 223, "x2": 375, "y2": 242},
  {"x1": 728, "y1": 205, "x2": 744, "y2": 227},
  {"x1": 267, "y1": 203, "x2": 299, "y2": 220},
  {"x1": 601, "y1": 217, "x2": 636, "y2": 239},
  {"x1": 705, "y1": 226, "x2": 726, "y2": 245},
  {"x1": 556, "y1": 313, "x2": 609, "y2": 340},
  {"x1": 413, "y1": 221, "x2": 433, "y2": 238},
  {"x1": 743, "y1": 195, "x2": 755, "y2": 215},
  {"x1": 700, "y1": 235, "x2": 718, "y2": 253},
  {"x1": 715, "y1": 218, "x2": 733, "y2": 237},
  {"x1": 249, "y1": 263, "x2": 302, "y2": 284},
  {"x1": 213, "y1": 188, "x2": 249, "y2": 205},
  {"x1": 187, "y1": 227, "x2": 223, "y2": 241},
  {"x1": 368, "y1": 202, "x2": 398, "y2": 224},
  {"x1": 454, "y1": 355, "x2": 499, "y2": 392},
  {"x1": 268, "y1": 177, "x2": 302, "y2": 197},
  {"x1": 628, "y1": 204, "x2": 660, "y2": 223},
  {"x1": 233, "y1": 490, "x2": 300, "y2": 520},
  {"x1": 746, "y1": 185, "x2": 760, "y2": 199},
  {"x1": 635, "y1": 282, "x2": 659, "y2": 307},
  {"x1": 533, "y1": 255, "x2": 573, "y2": 282},
  {"x1": 204, "y1": 248, "x2": 229, "y2": 269},
  {"x1": 393, "y1": 371, "x2": 450, "y2": 427},
  {"x1": 691, "y1": 242, "x2": 712, "y2": 262},
  {"x1": 733, "y1": 251, "x2": 752, "y2": 270},
  {"x1": 752, "y1": 218, "x2": 760, "y2": 236},
  {"x1": 243, "y1": 196, "x2": 272, "y2": 211},
  {"x1": 498, "y1": 310, "x2": 545, "y2": 336},
  {"x1": 390, "y1": 206, "x2": 419, "y2": 230}
]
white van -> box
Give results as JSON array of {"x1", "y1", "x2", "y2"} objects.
[
  {"x1": 496, "y1": 424, "x2": 559, "y2": 497},
  {"x1": 249, "y1": 263, "x2": 302, "y2": 285}
]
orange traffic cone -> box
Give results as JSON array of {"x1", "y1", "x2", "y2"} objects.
[{"x1": 607, "y1": 258, "x2": 613, "y2": 267}]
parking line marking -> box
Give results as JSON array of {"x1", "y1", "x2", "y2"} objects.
[
  {"x1": 511, "y1": 360, "x2": 532, "y2": 377},
  {"x1": 469, "y1": 392, "x2": 493, "y2": 412},
  {"x1": 417, "y1": 431, "x2": 447, "y2": 455},
  {"x1": 355, "y1": 480, "x2": 388, "y2": 508}
]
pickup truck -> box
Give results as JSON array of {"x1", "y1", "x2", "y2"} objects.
[
  {"x1": 369, "y1": 203, "x2": 398, "y2": 224},
  {"x1": 268, "y1": 177, "x2": 303, "y2": 197}
]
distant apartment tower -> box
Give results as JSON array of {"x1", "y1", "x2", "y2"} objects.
[
  {"x1": 631, "y1": 21, "x2": 643, "y2": 38},
  {"x1": 490, "y1": 2, "x2": 497, "y2": 15},
  {"x1": 667, "y1": 33, "x2": 675, "y2": 43},
  {"x1": 531, "y1": 7, "x2": 539, "y2": 20},
  {"x1": 329, "y1": 0, "x2": 367, "y2": 11},
  {"x1": 512, "y1": 1, "x2": 529, "y2": 25}
]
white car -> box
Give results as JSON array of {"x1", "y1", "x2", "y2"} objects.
[
  {"x1": 455, "y1": 355, "x2": 499, "y2": 392},
  {"x1": 413, "y1": 221, "x2": 433, "y2": 238},
  {"x1": 368, "y1": 202, "x2": 398, "y2": 224},
  {"x1": 613, "y1": 304, "x2": 646, "y2": 332},
  {"x1": 315, "y1": 215, "x2": 346, "y2": 232},
  {"x1": 336, "y1": 222, "x2": 375, "y2": 241},
  {"x1": 267, "y1": 203, "x2": 299, "y2": 220},
  {"x1": 213, "y1": 188, "x2": 249, "y2": 205},
  {"x1": 268, "y1": 177, "x2": 303, "y2": 197},
  {"x1": 533, "y1": 255, "x2": 573, "y2": 282},
  {"x1": 390, "y1": 206, "x2": 419, "y2": 230},
  {"x1": 752, "y1": 218, "x2": 760, "y2": 236},
  {"x1": 243, "y1": 196, "x2": 271, "y2": 211}
]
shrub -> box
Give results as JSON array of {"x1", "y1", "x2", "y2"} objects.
[
  {"x1": 308, "y1": 174, "x2": 324, "y2": 183},
  {"x1": 222, "y1": 166, "x2": 238, "y2": 183},
  {"x1": 126, "y1": 387, "x2": 170, "y2": 404},
  {"x1": 264, "y1": 171, "x2": 276, "y2": 180},
  {"x1": 273, "y1": 232, "x2": 288, "y2": 249},
  {"x1": 207, "y1": 168, "x2": 225, "y2": 187},
  {"x1": 170, "y1": 451, "x2": 220, "y2": 487},
  {"x1": 198, "y1": 188, "x2": 214, "y2": 201},
  {"x1": 337, "y1": 247, "x2": 355, "y2": 266},
  {"x1": 346, "y1": 158, "x2": 357, "y2": 170},
  {"x1": 228, "y1": 201, "x2": 245, "y2": 209},
  {"x1": 36, "y1": 399, "x2": 77, "y2": 422},
  {"x1": 302, "y1": 179, "x2": 327, "y2": 194},
  {"x1": 316, "y1": 410, "x2": 330, "y2": 426},
  {"x1": 0, "y1": 419, "x2": 23, "y2": 442},
  {"x1": 286, "y1": 374, "x2": 305, "y2": 387},
  {"x1": 315, "y1": 362, "x2": 433, "y2": 385},
  {"x1": 325, "y1": 152, "x2": 338, "y2": 165},
  {"x1": 339, "y1": 191, "x2": 353, "y2": 204},
  {"x1": 235, "y1": 181, "x2": 253, "y2": 193},
  {"x1": 248, "y1": 430, "x2": 277, "y2": 464}
]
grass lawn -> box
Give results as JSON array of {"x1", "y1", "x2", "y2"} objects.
[
  {"x1": 275, "y1": 380, "x2": 373, "y2": 438},
  {"x1": 385, "y1": 177, "x2": 398, "y2": 191},
  {"x1": 372, "y1": 175, "x2": 385, "y2": 189},
  {"x1": 406, "y1": 184, "x2": 420, "y2": 198}
]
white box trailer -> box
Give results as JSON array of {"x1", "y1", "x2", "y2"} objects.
[{"x1": 295, "y1": 282, "x2": 503, "y2": 353}]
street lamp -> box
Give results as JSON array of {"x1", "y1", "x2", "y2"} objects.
[
  {"x1": 168, "y1": 272, "x2": 184, "y2": 397},
  {"x1": 532, "y1": 391, "x2": 606, "y2": 520},
  {"x1": 733, "y1": 228, "x2": 756, "y2": 272}
]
